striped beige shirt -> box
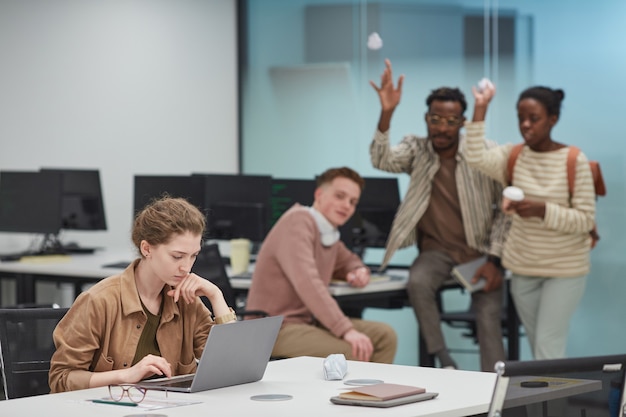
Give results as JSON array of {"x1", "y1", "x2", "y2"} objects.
[
  {"x1": 464, "y1": 122, "x2": 595, "y2": 278},
  {"x1": 370, "y1": 129, "x2": 509, "y2": 268}
]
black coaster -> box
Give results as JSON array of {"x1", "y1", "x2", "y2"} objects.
[{"x1": 520, "y1": 380, "x2": 549, "y2": 388}]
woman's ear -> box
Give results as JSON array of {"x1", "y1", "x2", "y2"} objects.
[{"x1": 140, "y1": 240, "x2": 151, "y2": 258}]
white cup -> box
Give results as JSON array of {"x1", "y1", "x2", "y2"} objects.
[
  {"x1": 502, "y1": 186, "x2": 524, "y2": 214},
  {"x1": 229, "y1": 238, "x2": 251, "y2": 275}
]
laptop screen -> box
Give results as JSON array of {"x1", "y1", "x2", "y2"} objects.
[{"x1": 137, "y1": 315, "x2": 283, "y2": 393}]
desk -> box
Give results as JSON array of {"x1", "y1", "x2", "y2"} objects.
[
  {"x1": 0, "y1": 251, "x2": 521, "y2": 365},
  {"x1": 0, "y1": 251, "x2": 410, "y2": 311},
  {"x1": 233, "y1": 269, "x2": 410, "y2": 313},
  {"x1": 0, "y1": 356, "x2": 497, "y2": 417},
  {"x1": 0, "y1": 249, "x2": 133, "y2": 304}
]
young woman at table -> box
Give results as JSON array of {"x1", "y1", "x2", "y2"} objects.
[{"x1": 49, "y1": 196, "x2": 237, "y2": 393}]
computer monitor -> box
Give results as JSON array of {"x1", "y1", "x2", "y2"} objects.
[
  {"x1": 0, "y1": 171, "x2": 63, "y2": 235},
  {"x1": 270, "y1": 178, "x2": 316, "y2": 226},
  {"x1": 339, "y1": 177, "x2": 400, "y2": 254},
  {"x1": 487, "y1": 354, "x2": 626, "y2": 417},
  {"x1": 194, "y1": 173, "x2": 272, "y2": 243},
  {"x1": 41, "y1": 169, "x2": 107, "y2": 231},
  {"x1": 133, "y1": 175, "x2": 206, "y2": 215}
]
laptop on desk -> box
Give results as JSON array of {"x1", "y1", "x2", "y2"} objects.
[{"x1": 138, "y1": 315, "x2": 283, "y2": 393}]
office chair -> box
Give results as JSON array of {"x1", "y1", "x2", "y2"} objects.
[
  {"x1": 418, "y1": 277, "x2": 522, "y2": 368},
  {"x1": 0, "y1": 307, "x2": 69, "y2": 399},
  {"x1": 487, "y1": 354, "x2": 626, "y2": 417},
  {"x1": 192, "y1": 243, "x2": 268, "y2": 320}
]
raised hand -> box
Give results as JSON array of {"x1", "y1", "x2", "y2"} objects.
[
  {"x1": 471, "y1": 79, "x2": 496, "y2": 107},
  {"x1": 471, "y1": 79, "x2": 496, "y2": 122},
  {"x1": 370, "y1": 59, "x2": 404, "y2": 112}
]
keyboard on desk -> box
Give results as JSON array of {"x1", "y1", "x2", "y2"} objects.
[
  {"x1": 330, "y1": 273, "x2": 406, "y2": 287},
  {"x1": 64, "y1": 247, "x2": 98, "y2": 254},
  {"x1": 1, "y1": 247, "x2": 99, "y2": 261},
  {"x1": 1, "y1": 251, "x2": 73, "y2": 262},
  {"x1": 102, "y1": 261, "x2": 131, "y2": 269},
  {"x1": 0, "y1": 253, "x2": 24, "y2": 262},
  {"x1": 230, "y1": 271, "x2": 252, "y2": 279}
]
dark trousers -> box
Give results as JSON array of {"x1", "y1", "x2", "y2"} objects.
[{"x1": 406, "y1": 250, "x2": 505, "y2": 372}]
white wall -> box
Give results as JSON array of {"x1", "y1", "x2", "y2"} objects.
[{"x1": 0, "y1": 0, "x2": 238, "y2": 252}]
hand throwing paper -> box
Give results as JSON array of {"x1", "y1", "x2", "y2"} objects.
[
  {"x1": 477, "y1": 77, "x2": 494, "y2": 92},
  {"x1": 367, "y1": 32, "x2": 383, "y2": 50}
]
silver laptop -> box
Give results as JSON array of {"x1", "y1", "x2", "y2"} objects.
[{"x1": 138, "y1": 315, "x2": 283, "y2": 393}]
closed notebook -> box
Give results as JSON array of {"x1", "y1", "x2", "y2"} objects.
[
  {"x1": 339, "y1": 383, "x2": 426, "y2": 401},
  {"x1": 451, "y1": 256, "x2": 487, "y2": 293}
]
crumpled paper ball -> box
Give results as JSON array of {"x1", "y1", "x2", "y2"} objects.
[
  {"x1": 323, "y1": 353, "x2": 347, "y2": 380},
  {"x1": 477, "y1": 77, "x2": 494, "y2": 92},
  {"x1": 367, "y1": 32, "x2": 383, "y2": 50}
]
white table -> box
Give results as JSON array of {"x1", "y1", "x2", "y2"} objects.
[
  {"x1": 231, "y1": 268, "x2": 409, "y2": 294},
  {"x1": 0, "y1": 249, "x2": 134, "y2": 304},
  {"x1": 0, "y1": 356, "x2": 497, "y2": 417},
  {"x1": 0, "y1": 249, "x2": 409, "y2": 309}
]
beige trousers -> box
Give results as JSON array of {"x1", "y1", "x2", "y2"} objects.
[{"x1": 272, "y1": 318, "x2": 397, "y2": 364}]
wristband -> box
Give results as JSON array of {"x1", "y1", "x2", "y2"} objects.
[
  {"x1": 214, "y1": 307, "x2": 237, "y2": 324},
  {"x1": 486, "y1": 255, "x2": 503, "y2": 269}
]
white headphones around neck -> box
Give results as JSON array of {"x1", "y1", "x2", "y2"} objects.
[{"x1": 308, "y1": 207, "x2": 340, "y2": 247}]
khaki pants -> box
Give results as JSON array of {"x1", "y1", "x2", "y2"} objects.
[{"x1": 272, "y1": 318, "x2": 397, "y2": 364}]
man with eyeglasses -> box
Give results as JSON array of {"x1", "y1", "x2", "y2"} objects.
[{"x1": 368, "y1": 59, "x2": 510, "y2": 372}]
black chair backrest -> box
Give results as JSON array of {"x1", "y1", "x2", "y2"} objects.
[
  {"x1": 0, "y1": 307, "x2": 69, "y2": 399},
  {"x1": 191, "y1": 243, "x2": 267, "y2": 320},
  {"x1": 192, "y1": 243, "x2": 237, "y2": 309}
]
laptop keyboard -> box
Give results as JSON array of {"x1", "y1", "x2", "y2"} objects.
[{"x1": 141, "y1": 374, "x2": 195, "y2": 389}]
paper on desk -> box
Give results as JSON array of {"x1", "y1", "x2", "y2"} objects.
[
  {"x1": 20, "y1": 255, "x2": 71, "y2": 264},
  {"x1": 324, "y1": 353, "x2": 347, "y2": 380},
  {"x1": 88, "y1": 396, "x2": 201, "y2": 410},
  {"x1": 330, "y1": 274, "x2": 392, "y2": 287}
]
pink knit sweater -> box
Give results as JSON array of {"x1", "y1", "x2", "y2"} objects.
[{"x1": 246, "y1": 205, "x2": 364, "y2": 337}]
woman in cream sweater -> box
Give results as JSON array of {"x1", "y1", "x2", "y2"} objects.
[{"x1": 462, "y1": 84, "x2": 595, "y2": 360}]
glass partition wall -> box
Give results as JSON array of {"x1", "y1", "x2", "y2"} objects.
[{"x1": 239, "y1": 0, "x2": 626, "y2": 369}]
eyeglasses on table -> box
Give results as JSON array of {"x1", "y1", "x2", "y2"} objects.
[{"x1": 107, "y1": 384, "x2": 168, "y2": 404}]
